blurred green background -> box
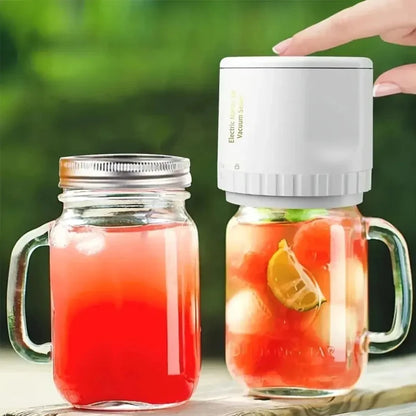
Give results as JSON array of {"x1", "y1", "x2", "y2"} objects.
[{"x1": 1, "y1": 0, "x2": 415, "y2": 358}]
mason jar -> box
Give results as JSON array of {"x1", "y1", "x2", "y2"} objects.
[
  {"x1": 225, "y1": 205, "x2": 412, "y2": 397},
  {"x1": 7, "y1": 154, "x2": 200, "y2": 410}
]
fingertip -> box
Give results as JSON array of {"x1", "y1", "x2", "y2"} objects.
[
  {"x1": 272, "y1": 37, "x2": 293, "y2": 56},
  {"x1": 374, "y1": 64, "x2": 416, "y2": 96},
  {"x1": 373, "y1": 82, "x2": 402, "y2": 97}
]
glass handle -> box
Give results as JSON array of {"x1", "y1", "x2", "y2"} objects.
[
  {"x1": 7, "y1": 222, "x2": 53, "y2": 363},
  {"x1": 365, "y1": 217, "x2": 413, "y2": 354}
]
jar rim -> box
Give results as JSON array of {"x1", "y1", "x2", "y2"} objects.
[{"x1": 59, "y1": 154, "x2": 191, "y2": 189}]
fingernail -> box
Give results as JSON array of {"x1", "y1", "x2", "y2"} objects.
[
  {"x1": 373, "y1": 83, "x2": 401, "y2": 97},
  {"x1": 272, "y1": 37, "x2": 293, "y2": 55}
]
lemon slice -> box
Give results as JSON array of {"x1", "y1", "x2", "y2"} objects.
[{"x1": 267, "y1": 239, "x2": 326, "y2": 312}]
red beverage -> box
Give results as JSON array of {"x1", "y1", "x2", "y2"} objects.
[
  {"x1": 226, "y1": 212, "x2": 368, "y2": 395},
  {"x1": 50, "y1": 223, "x2": 200, "y2": 407}
]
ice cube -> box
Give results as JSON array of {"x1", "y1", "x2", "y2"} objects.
[
  {"x1": 50, "y1": 223, "x2": 71, "y2": 248},
  {"x1": 74, "y1": 230, "x2": 105, "y2": 255}
]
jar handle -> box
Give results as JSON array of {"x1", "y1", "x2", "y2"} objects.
[
  {"x1": 7, "y1": 222, "x2": 53, "y2": 362},
  {"x1": 365, "y1": 217, "x2": 413, "y2": 354}
]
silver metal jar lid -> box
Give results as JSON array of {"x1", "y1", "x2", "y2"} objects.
[{"x1": 59, "y1": 154, "x2": 191, "y2": 189}]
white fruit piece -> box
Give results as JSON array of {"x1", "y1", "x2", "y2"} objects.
[
  {"x1": 226, "y1": 289, "x2": 273, "y2": 334},
  {"x1": 313, "y1": 303, "x2": 359, "y2": 361},
  {"x1": 346, "y1": 257, "x2": 366, "y2": 306}
]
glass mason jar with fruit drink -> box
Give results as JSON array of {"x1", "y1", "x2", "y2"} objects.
[
  {"x1": 218, "y1": 57, "x2": 412, "y2": 397},
  {"x1": 7, "y1": 154, "x2": 200, "y2": 410}
]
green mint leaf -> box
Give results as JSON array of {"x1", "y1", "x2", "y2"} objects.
[{"x1": 284, "y1": 209, "x2": 328, "y2": 223}]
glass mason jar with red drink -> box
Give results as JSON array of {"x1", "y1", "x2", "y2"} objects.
[
  {"x1": 218, "y1": 57, "x2": 413, "y2": 397},
  {"x1": 7, "y1": 154, "x2": 200, "y2": 410},
  {"x1": 225, "y1": 206, "x2": 411, "y2": 397}
]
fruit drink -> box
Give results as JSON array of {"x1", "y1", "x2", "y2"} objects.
[
  {"x1": 50, "y1": 223, "x2": 200, "y2": 406},
  {"x1": 226, "y1": 211, "x2": 368, "y2": 393}
]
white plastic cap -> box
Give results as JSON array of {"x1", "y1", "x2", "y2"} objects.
[{"x1": 217, "y1": 56, "x2": 373, "y2": 209}]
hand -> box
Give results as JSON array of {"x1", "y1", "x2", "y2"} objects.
[{"x1": 272, "y1": 0, "x2": 416, "y2": 97}]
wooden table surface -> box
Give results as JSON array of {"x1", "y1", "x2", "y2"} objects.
[{"x1": 1, "y1": 350, "x2": 416, "y2": 416}]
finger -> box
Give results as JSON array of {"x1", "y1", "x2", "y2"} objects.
[
  {"x1": 380, "y1": 27, "x2": 416, "y2": 45},
  {"x1": 273, "y1": 0, "x2": 414, "y2": 56},
  {"x1": 373, "y1": 64, "x2": 416, "y2": 96}
]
